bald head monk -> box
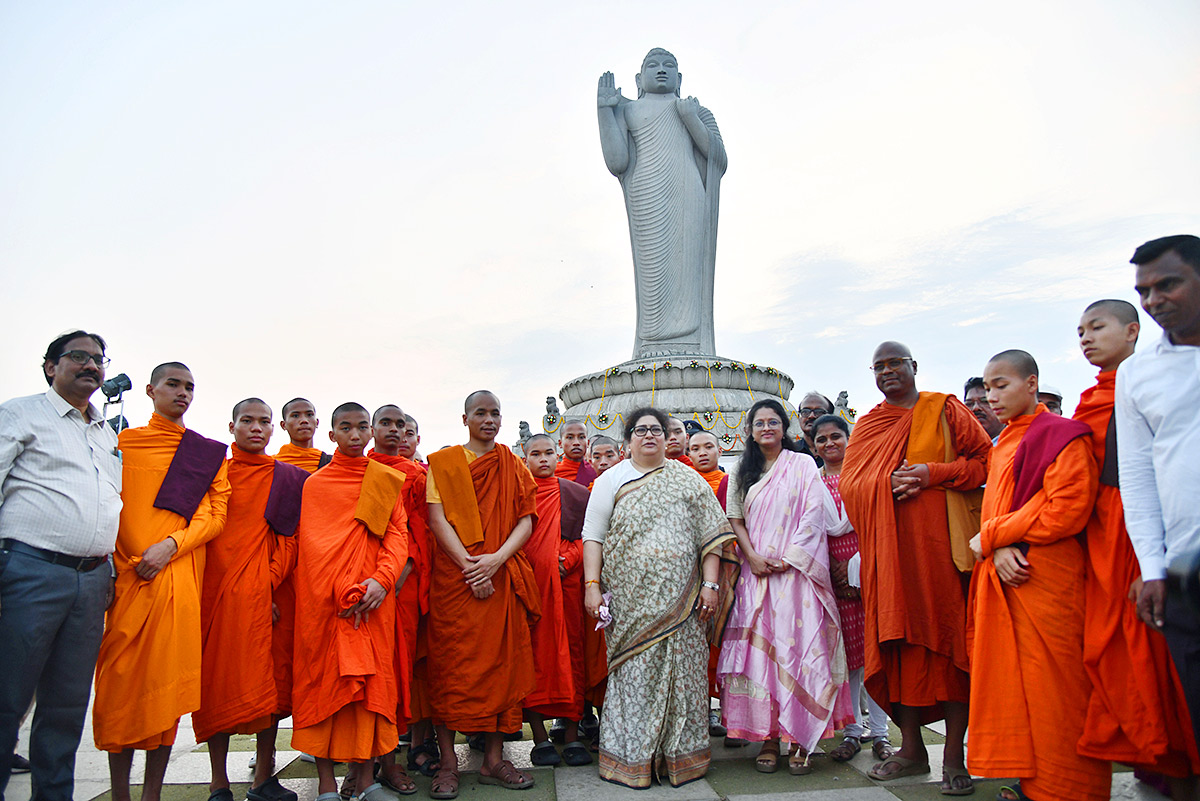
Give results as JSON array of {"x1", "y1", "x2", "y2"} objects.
[
  {"x1": 291, "y1": 402, "x2": 409, "y2": 800},
  {"x1": 966, "y1": 350, "x2": 1112, "y2": 801},
  {"x1": 687, "y1": 431, "x2": 727, "y2": 506},
  {"x1": 553, "y1": 421, "x2": 597, "y2": 487},
  {"x1": 425, "y1": 390, "x2": 540, "y2": 795},
  {"x1": 665, "y1": 417, "x2": 693, "y2": 467},
  {"x1": 589, "y1": 436, "x2": 622, "y2": 480},
  {"x1": 1073, "y1": 304, "x2": 1200, "y2": 790},
  {"x1": 369, "y1": 403, "x2": 436, "y2": 792},
  {"x1": 276, "y1": 398, "x2": 331, "y2": 472},
  {"x1": 197, "y1": 399, "x2": 307, "y2": 801},
  {"x1": 522, "y1": 434, "x2": 593, "y2": 766},
  {"x1": 398, "y1": 414, "x2": 423, "y2": 463},
  {"x1": 94, "y1": 363, "x2": 231, "y2": 801},
  {"x1": 838, "y1": 341, "x2": 990, "y2": 794}
]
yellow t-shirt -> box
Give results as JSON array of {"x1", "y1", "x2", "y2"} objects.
[{"x1": 425, "y1": 445, "x2": 479, "y2": 504}]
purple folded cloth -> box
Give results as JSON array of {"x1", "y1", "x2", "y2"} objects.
[
  {"x1": 153, "y1": 429, "x2": 227, "y2": 522},
  {"x1": 594, "y1": 591, "x2": 614, "y2": 631},
  {"x1": 264, "y1": 460, "x2": 309, "y2": 537}
]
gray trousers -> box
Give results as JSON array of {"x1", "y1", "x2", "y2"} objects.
[{"x1": 0, "y1": 546, "x2": 111, "y2": 801}]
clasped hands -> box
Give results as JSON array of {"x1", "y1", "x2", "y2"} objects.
[
  {"x1": 746, "y1": 550, "x2": 786, "y2": 577},
  {"x1": 890, "y1": 460, "x2": 930, "y2": 501},
  {"x1": 830, "y1": 558, "x2": 859, "y2": 600},
  {"x1": 462, "y1": 551, "x2": 503, "y2": 600},
  {"x1": 340, "y1": 578, "x2": 386, "y2": 629},
  {"x1": 968, "y1": 533, "x2": 1031, "y2": 587}
]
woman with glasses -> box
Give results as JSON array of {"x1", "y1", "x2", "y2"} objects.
[
  {"x1": 582, "y1": 407, "x2": 734, "y2": 788},
  {"x1": 717, "y1": 399, "x2": 854, "y2": 775}
]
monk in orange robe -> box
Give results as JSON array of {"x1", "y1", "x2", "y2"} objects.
[
  {"x1": 275, "y1": 397, "x2": 331, "y2": 472},
  {"x1": 426, "y1": 390, "x2": 540, "y2": 797},
  {"x1": 522, "y1": 434, "x2": 593, "y2": 767},
  {"x1": 1073, "y1": 301, "x2": 1200, "y2": 791},
  {"x1": 265, "y1": 397, "x2": 328, "y2": 767},
  {"x1": 579, "y1": 437, "x2": 620, "y2": 717},
  {"x1": 688, "y1": 431, "x2": 729, "y2": 724},
  {"x1": 665, "y1": 416, "x2": 694, "y2": 467},
  {"x1": 93, "y1": 362, "x2": 231, "y2": 801},
  {"x1": 398, "y1": 414, "x2": 425, "y2": 467},
  {"x1": 588, "y1": 436, "x2": 622, "y2": 483},
  {"x1": 290, "y1": 402, "x2": 409, "y2": 800},
  {"x1": 839, "y1": 342, "x2": 990, "y2": 795},
  {"x1": 197, "y1": 398, "x2": 307, "y2": 801},
  {"x1": 554, "y1": 420, "x2": 597, "y2": 486},
  {"x1": 370, "y1": 405, "x2": 434, "y2": 792},
  {"x1": 967, "y1": 349, "x2": 1111, "y2": 801}
]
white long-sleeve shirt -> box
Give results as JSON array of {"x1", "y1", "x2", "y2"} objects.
[{"x1": 1115, "y1": 333, "x2": 1200, "y2": 581}]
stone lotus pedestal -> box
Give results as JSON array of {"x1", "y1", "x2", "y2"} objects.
[{"x1": 548, "y1": 356, "x2": 796, "y2": 455}]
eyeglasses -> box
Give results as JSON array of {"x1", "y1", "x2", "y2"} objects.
[
  {"x1": 61, "y1": 350, "x2": 110, "y2": 368},
  {"x1": 752, "y1": 419, "x2": 782, "y2": 429},
  {"x1": 870, "y1": 357, "x2": 913, "y2": 374},
  {"x1": 632, "y1": 425, "x2": 664, "y2": 437},
  {"x1": 797, "y1": 408, "x2": 826, "y2": 417}
]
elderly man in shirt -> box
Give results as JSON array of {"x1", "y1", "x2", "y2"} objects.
[
  {"x1": 0, "y1": 330, "x2": 122, "y2": 801},
  {"x1": 1116, "y1": 234, "x2": 1200, "y2": 751}
]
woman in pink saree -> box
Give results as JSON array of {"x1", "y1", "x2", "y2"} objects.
[{"x1": 717, "y1": 399, "x2": 854, "y2": 775}]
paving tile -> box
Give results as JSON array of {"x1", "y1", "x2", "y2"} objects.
[
  {"x1": 705, "y1": 748, "x2": 872, "y2": 798},
  {"x1": 555, "y1": 765, "x2": 718, "y2": 801},
  {"x1": 726, "y1": 788, "x2": 898, "y2": 801}
]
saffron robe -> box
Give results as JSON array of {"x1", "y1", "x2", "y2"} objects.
[
  {"x1": 555, "y1": 456, "x2": 598, "y2": 488},
  {"x1": 275, "y1": 443, "x2": 330, "y2": 475},
  {"x1": 272, "y1": 441, "x2": 329, "y2": 697},
  {"x1": 967, "y1": 406, "x2": 1111, "y2": 801},
  {"x1": 525, "y1": 476, "x2": 587, "y2": 717},
  {"x1": 555, "y1": 479, "x2": 592, "y2": 721},
  {"x1": 290, "y1": 452, "x2": 408, "y2": 761},
  {"x1": 93, "y1": 413, "x2": 231, "y2": 751},
  {"x1": 426, "y1": 444, "x2": 539, "y2": 732},
  {"x1": 194, "y1": 445, "x2": 306, "y2": 742},
  {"x1": 839, "y1": 393, "x2": 989, "y2": 721},
  {"x1": 1074, "y1": 372, "x2": 1200, "y2": 775},
  {"x1": 368, "y1": 449, "x2": 433, "y2": 726},
  {"x1": 695, "y1": 467, "x2": 729, "y2": 697}
]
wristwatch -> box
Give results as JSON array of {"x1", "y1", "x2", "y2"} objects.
[{"x1": 701, "y1": 580, "x2": 719, "y2": 591}]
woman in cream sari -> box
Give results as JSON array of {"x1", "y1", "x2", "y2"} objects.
[
  {"x1": 718, "y1": 399, "x2": 854, "y2": 775},
  {"x1": 583, "y1": 407, "x2": 734, "y2": 789}
]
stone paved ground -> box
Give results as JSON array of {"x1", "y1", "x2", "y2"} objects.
[{"x1": 8, "y1": 702, "x2": 1171, "y2": 801}]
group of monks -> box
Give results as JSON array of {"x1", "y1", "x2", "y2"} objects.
[
  {"x1": 838, "y1": 299, "x2": 1198, "y2": 800},
  {"x1": 85, "y1": 295, "x2": 1198, "y2": 801},
  {"x1": 89, "y1": 376, "x2": 646, "y2": 801}
]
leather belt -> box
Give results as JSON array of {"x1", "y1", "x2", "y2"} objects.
[{"x1": 0, "y1": 539, "x2": 108, "y2": 572}]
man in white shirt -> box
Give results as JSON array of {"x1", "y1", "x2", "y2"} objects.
[
  {"x1": 1116, "y1": 234, "x2": 1200, "y2": 749},
  {"x1": 0, "y1": 330, "x2": 121, "y2": 801}
]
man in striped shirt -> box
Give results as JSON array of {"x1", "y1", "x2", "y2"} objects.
[{"x1": 0, "y1": 330, "x2": 121, "y2": 801}]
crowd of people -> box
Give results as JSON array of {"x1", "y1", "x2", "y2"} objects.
[{"x1": 0, "y1": 233, "x2": 1198, "y2": 801}]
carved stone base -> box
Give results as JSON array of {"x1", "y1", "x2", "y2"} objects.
[{"x1": 550, "y1": 356, "x2": 796, "y2": 455}]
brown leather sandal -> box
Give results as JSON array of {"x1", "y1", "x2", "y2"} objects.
[
  {"x1": 429, "y1": 767, "x2": 460, "y2": 800},
  {"x1": 478, "y1": 759, "x2": 534, "y2": 789}
]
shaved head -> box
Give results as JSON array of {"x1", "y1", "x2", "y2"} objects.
[
  {"x1": 1084, "y1": 298, "x2": 1139, "y2": 326},
  {"x1": 464, "y1": 390, "x2": 499, "y2": 414},
  {"x1": 331, "y1": 401, "x2": 369, "y2": 426},
  {"x1": 150, "y1": 361, "x2": 190, "y2": 385},
  {"x1": 871, "y1": 341, "x2": 912, "y2": 361},
  {"x1": 232, "y1": 397, "x2": 271, "y2": 421},
  {"x1": 689, "y1": 430, "x2": 719, "y2": 448},
  {"x1": 525, "y1": 433, "x2": 554, "y2": 450},
  {"x1": 988, "y1": 349, "x2": 1039, "y2": 379},
  {"x1": 372, "y1": 404, "x2": 405, "y2": 425},
  {"x1": 591, "y1": 435, "x2": 618, "y2": 450},
  {"x1": 282, "y1": 397, "x2": 314, "y2": 417}
]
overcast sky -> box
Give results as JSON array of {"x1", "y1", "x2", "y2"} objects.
[{"x1": 2, "y1": 1, "x2": 1197, "y2": 452}]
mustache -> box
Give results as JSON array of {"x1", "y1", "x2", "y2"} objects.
[{"x1": 78, "y1": 371, "x2": 100, "y2": 381}]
